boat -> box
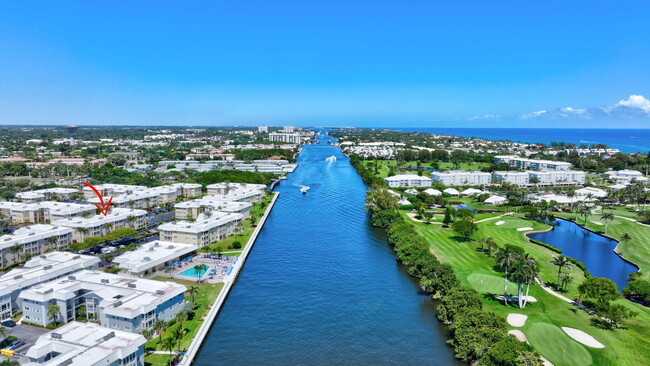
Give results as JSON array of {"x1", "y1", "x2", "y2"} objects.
[
  {"x1": 325, "y1": 155, "x2": 337, "y2": 162},
  {"x1": 279, "y1": 176, "x2": 288, "y2": 180},
  {"x1": 300, "y1": 186, "x2": 310, "y2": 194}
]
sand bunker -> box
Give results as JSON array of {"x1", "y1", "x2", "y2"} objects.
[
  {"x1": 507, "y1": 313, "x2": 528, "y2": 327},
  {"x1": 591, "y1": 221, "x2": 604, "y2": 225},
  {"x1": 562, "y1": 327, "x2": 605, "y2": 348},
  {"x1": 508, "y1": 329, "x2": 529, "y2": 343},
  {"x1": 495, "y1": 220, "x2": 505, "y2": 226},
  {"x1": 516, "y1": 227, "x2": 534, "y2": 231}
]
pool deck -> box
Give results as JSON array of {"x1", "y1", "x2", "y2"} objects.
[{"x1": 178, "y1": 191, "x2": 279, "y2": 366}]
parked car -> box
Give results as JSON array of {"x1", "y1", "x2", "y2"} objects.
[
  {"x1": 1, "y1": 320, "x2": 16, "y2": 327},
  {"x1": 8, "y1": 340, "x2": 25, "y2": 350}
]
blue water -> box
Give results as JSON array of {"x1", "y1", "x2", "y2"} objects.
[
  {"x1": 530, "y1": 220, "x2": 638, "y2": 290},
  {"x1": 178, "y1": 265, "x2": 210, "y2": 279},
  {"x1": 452, "y1": 204, "x2": 474, "y2": 211},
  {"x1": 390, "y1": 127, "x2": 650, "y2": 153},
  {"x1": 195, "y1": 134, "x2": 458, "y2": 365}
]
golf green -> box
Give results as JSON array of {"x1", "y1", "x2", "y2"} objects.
[
  {"x1": 527, "y1": 322, "x2": 593, "y2": 366},
  {"x1": 466, "y1": 273, "x2": 518, "y2": 295}
]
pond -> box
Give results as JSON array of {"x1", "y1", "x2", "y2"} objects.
[{"x1": 529, "y1": 219, "x2": 638, "y2": 290}]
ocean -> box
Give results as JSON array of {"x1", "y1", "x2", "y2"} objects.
[{"x1": 387, "y1": 128, "x2": 650, "y2": 154}]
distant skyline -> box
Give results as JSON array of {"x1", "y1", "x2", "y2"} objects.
[{"x1": 1, "y1": 1, "x2": 650, "y2": 128}]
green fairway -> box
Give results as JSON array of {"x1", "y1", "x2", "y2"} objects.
[
  {"x1": 467, "y1": 273, "x2": 518, "y2": 296},
  {"x1": 527, "y1": 322, "x2": 593, "y2": 366},
  {"x1": 407, "y1": 212, "x2": 650, "y2": 366}
]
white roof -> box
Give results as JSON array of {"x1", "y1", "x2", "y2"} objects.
[
  {"x1": 0, "y1": 224, "x2": 73, "y2": 251},
  {"x1": 51, "y1": 208, "x2": 146, "y2": 229},
  {"x1": 24, "y1": 322, "x2": 146, "y2": 366},
  {"x1": 608, "y1": 184, "x2": 627, "y2": 190},
  {"x1": 575, "y1": 187, "x2": 607, "y2": 198},
  {"x1": 158, "y1": 212, "x2": 243, "y2": 234},
  {"x1": 20, "y1": 270, "x2": 186, "y2": 319},
  {"x1": 443, "y1": 188, "x2": 460, "y2": 195},
  {"x1": 174, "y1": 199, "x2": 252, "y2": 213},
  {"x1": 404, "y1": 189, "x2": 419, "y2": 195},
  {"x1": 113, "y1": 241, "x2": 198, "y2": 273},
  {"x1": 0, "y1": 252, "x2": 99, "y2": 297},
  {"x1": 385, "y1": 174, "x2": 432, "y2": 181},
  {"x1": 423, "y1": 188, "x2": 442, "y2": 196},
  {"x1": 484, "y1": 195, "x2": 507, "y2": 204},
  {"x1": 461, "y1": 188, "x2": 483, "y2": 196}
]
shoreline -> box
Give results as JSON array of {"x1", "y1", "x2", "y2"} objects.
[{"x1": 178, "y1": 191, "x2": 280, "y2": 366}]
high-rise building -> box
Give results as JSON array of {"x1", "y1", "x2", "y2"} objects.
[{"x1": 258, "y1": 126, "x2": 269, "y2": 133}]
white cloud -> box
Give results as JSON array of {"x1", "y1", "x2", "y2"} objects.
[
  {"x1": 557, "y1": 107, "x2": 589, "y2": 118},
  {"x1": 469, "y1": 114, "x2": 502, "y2": 121},
  {"x1": 519, "y1": 110, "x2": 547, "y2": 119},
  {"x1": 613, "y1": 95, "x2": 650, "y2": 113}
]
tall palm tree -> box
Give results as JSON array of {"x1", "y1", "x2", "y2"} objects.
[
  {"x1": 620, "y1": 233, "x2": 632, "y2": 256},
  {"x1": 162, "y1": 337, "x2": 176, "y2": 366},
  {"x1": 187, "y1": 285, "x2": 199, "y2": 304},
  {"x1": 153, "y1": 319, "x2": 167, "y2": 344},
  {"x1": 579, "y1": 205, "x2": 591, "y2": 224},
  {"x1": 46, "y1": 236, "x2": 59, "y2": 251},
  {"x1": 47, "y1": 304, "x2": 62, "y2": 325},
  {"x1": 479, "y1": 237, "x2": 495, "y2": 253},
  {"x1": 520, "y1": 256, "x2": 539, "y2": 308},
  {"x1": 496, "y1": 248, "x2": 519, "y2": 306},
  {"x1": 601, "y1": 212, "x2": 614, "y2": 234},
  {"x1": 559, "y1": 272, "x2": 573, "y2": 291},
  {"x1": 9, "y1": 245, "x2": 23, "y2": 263},
  {"x1": 172, "y1": 326, "x2": 187, "y2": 353},
  {"x1": 551, "y1": 255, "x2": 572, "y2": 290}
]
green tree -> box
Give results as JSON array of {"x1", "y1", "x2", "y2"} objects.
[
  {"x1": 496, "y1": 247, "x2": 519, "y2": 306},
  {"x1": 47, "y1": 304, "x2": 62, "y2": 325},
  {"x1": 187, "y1": 285, "x2": 199, "y2": 304},
  {"x1": 551, "y1": 255, "x2": 572, "y2": 290},
  {"x1": 619, "y1": 233, "x2": 632, "y2": 256},
  {"x1": 479, "y1": 335, "x2": 543, "y2": 366},
  {"x1": 451, "y1": 218, "x2": 478, "y2": 241},
  {"x1": 598, "y1": 303, "x2": 638, "y2": 329},
  {"x1": 578, "y1": 277, "x2": 620, "y2": 304},
  {"x1": 437, "y1": 286, "x2": 482, "y2": 324},
  {"x1": 162, "y1": 337, "x2": 176, "y2": 366},
  {"x1": 448, "y1": 309, "x2": 507, "y2": 363},
  {"x1": 600, "y1": 212, "x2": 614, "y2": 234}
]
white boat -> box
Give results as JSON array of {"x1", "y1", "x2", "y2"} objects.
[
  {"x1": 300, "y1": 186, "x2": 310, "y2": 194},
  {"x1": 325, "y1": 155, "x2": 337, "y2": 162}
]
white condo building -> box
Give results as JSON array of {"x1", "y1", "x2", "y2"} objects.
[
  {"x1": 158, "y1": 212, "x2": 244, "y2": 247},
  {"x1": 24, "y1": 321, "x2": 146, "y2": 366},
  {"x1": 429, "y1": 171, "x2": 491, "y2": 186},
  {"x1": 605, "y1": 169, "x2": 647, "y2": 184},
  {"x1": 385, "y1": 175, "x2": 433, "y2": 188},
  {"x1": 19, "y1": 270, "x2": 186, "y2": 332},
  {"x1": 494, "y1": 155, "x2": 572, "y2": 170},
  {"x1": 16, "y1": 188, "x2": 79, "y2": 203},
  {"x1": 174, "y1": 199, "x2": 252, "y2": 220},
  {"x1": 492, "y1": 171, "x2": 530, "y2": 186},
  {"x1": 0, "y1": 225, "x2": 74, "y2": 267},
  {"x1": 0, "y1": 252, "x2": 99, "y2": 320},
  {"x1": 51, "y1": 208, "x2": 147, "y2": 242},
  {"x1": 269, "y1": 132, "x2": 302, "y2": 144},
  {"x1": 0, "y1": 201, "x2": 96, "y2": 224},
  {"x1": 527, "y1": 170, "x2": 586, "y2": 185}
]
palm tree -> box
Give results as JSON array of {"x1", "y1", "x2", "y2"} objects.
[
  {"x1": 620, "y1": 233, "x2": 632, "y2": 256},
  {"x1": 172, "y1": 326, "x2": 187, "y2": 353},
  {"x1": 9, "y1": 245, "x2": 23, "y2": 263},
  {"x1": 496, "y1": 248, "x2": 519, "y2": 306},
  {"x1": 162, "y1": 336, "x2": 176, "y2": 366},
  {"x1": 0, "y1": 359, "x2": 20, "y2": 366},
  {"x1": 559, "y1": 272, "x2": 573, "y2": 291},
  {"x1": 46, "y1": 236, "x2": 59, "y2": 251},
  {"x1": 194, "y1": 264, "x2": 208, "y2": 283},
  {"x1": 75, "y1": 227, "x2": 89, "y2": 240},
  {"x1": 0, "y1": 326, "x2": 6, "y2": 339},
  {"x1": 187, "y1": 285, "x2": 199, "y2": 304},
  {"x1": 601, "y1": 212, "x2": 614, "y2": 234},
  {"x1": 176, "y1": 311, "x2": 188, "y2": 329},
  {"x1": 520, "y1": 255, "x2": 539, "y2": 308},
  {"x1": 47, "y1": 304, "x2": 62, "y2": 325},
  {"x1": 551, "y1": 255, "x2": 572, "y2": 290},
  {"x1": 153, "y1": 319, "x2": 167, "y2": 344},
  {"x1": 478, "y1": 237, "x2": 494, "y2": 253},
  {"x1": 579, "y1": 205, "x2": 591, "y2": 224}
]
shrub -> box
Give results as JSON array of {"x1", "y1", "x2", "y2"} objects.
[{"x1": 232, "y1": 241, "x2": 242, "y2": 249}]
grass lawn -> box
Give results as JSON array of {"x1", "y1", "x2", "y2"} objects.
[
  {"x1": 407, "y1": 212, "x2": 650, "y2": 366},
  {"x1": 144, "y1": 278, "x2": 224, "y2": 366},
  {"x1": 527, "y1": 323, "x2": 593, "y2": 366}
]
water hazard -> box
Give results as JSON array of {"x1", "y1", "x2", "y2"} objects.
[
  {"x1": 530, "y1": 219, "x2": 638, "y2": 290},
  {"x1": 194, "y1": 134, "x2": 459, "y2": 365}
]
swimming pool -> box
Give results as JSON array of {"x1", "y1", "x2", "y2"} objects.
[{"x1": 178, "y1": 265, "x2": 211, "y2": 279}]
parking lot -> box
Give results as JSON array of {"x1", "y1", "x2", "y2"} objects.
[{"x1": 2, "y1": 324, "x2": 48, "y2": 360}]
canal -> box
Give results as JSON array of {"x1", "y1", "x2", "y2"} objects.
[
  {"x1": 530, "y1": 219, "x2": 638, "y2": 291},
  {"x1": 194, "y1": 134, "x2": 458, "y2": 365}
]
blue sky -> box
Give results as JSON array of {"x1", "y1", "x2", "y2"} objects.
[{"x1": 1, "y1": 1, "x2": 650, "y2": 127}]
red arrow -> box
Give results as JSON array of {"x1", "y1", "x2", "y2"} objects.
[{"x1": 82, "y1": 182, "x2": 113, "y2": 216}]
